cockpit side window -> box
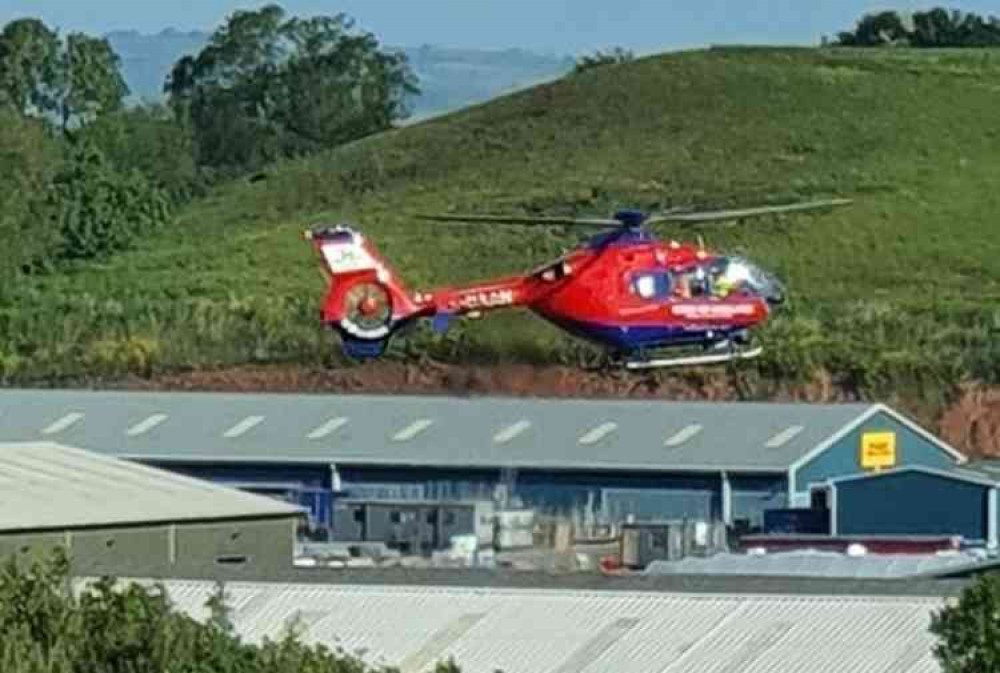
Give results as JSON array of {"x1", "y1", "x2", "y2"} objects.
[{"x1": 630, "y1": 271, "x2": 672, "y2": 299}]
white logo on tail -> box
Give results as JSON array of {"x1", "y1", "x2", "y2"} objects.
[{"x1": 322, "y1": 242, "x2": 376, "y2": 273}]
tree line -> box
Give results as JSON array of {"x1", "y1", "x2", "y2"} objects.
[
  {"x1": 0, "y1": 3, "x2": 418, "y2": 281},
  {"x1": 834, "y1": 7, "x2": 1000, "y2": 47}
]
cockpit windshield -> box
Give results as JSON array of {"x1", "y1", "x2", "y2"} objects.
[{"x1": 706, "y1": 256, "x2": 785, "y2": 304}]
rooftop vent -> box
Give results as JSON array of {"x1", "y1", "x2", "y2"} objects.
[
  {"x1": 665, "y1": 424, "x2": 702, "y2": 448},
  {"x1": 126, "y1": 414, "x2": 168, "y2": 437},
  {"x1": 494, "y1": 420, "x2": 531, "y2": 444},
  {"x1": 579, "y1": 422, "x2": 617, "y2": 445},
  {"x1": 765, "y1": 425, "x2": 804, "y2": 448},
  {"x1": 223, "y1": 415, "x2": 264, "y2": 438},
  {"x1": 42, "y1": 412, "x2": 84, "y2": 435},
  {"x1": 393, "y1": 419, "x2": 434, "y2": 442},
  {"x1": 308, "y1": 417, "x2": 349, "y2": 440}
]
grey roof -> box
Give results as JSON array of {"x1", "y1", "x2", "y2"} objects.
[
  {"x1": 645, "y1": 550, "x2": 987, "y2": 579},
  {"x1": 0, "y1": 388, "x2": 879, "y2": 472},
  {"x1": 84, "y1": 578, "x2": 946, "y2": 673},
  {"x1": 0, "y1": 441, "x2": 303, "y2": 532}
]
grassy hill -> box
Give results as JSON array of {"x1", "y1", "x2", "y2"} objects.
[{"x1": 6, "y1": 46, "x2": 1000, "y2": 398}]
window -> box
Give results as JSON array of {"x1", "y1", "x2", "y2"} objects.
[{"x1": 630, "y1": 272, "x2": 672, "y2": 299}]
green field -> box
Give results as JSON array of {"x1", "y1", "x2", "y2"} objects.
[{"x1": 5, "y1": 46, "x2": 1000, "y2": 395}]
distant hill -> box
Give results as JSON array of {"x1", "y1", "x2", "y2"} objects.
[{"x1": 104, "y1": 29, "x2": 575, "y2": 118}]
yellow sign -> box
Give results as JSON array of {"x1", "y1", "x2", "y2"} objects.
[{"x1": 860, "y1": 432, "x2": 897, "y2": 470}]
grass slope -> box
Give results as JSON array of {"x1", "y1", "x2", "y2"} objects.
[{"x1": 6, "y1": 46, "x2": 1000, "y2": 394}]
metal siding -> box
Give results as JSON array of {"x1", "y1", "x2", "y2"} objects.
[
  {"x1": 336, "y1": 468, "x2": 725, "y2": 523},
  {"x1": 89, "y1": 581, "x2": 946, "y2": 673},
  {"x1": 518, "y1": 471, "x2": 722, "y2": 521},
  {"x1": 795, "y1": 412, "x2": 957, "y2": 495},
  {"x1": 729, "y1": 474, "x2": 789, "y2": 528},
  {"x1": 338, "y1": 466, "x2": 499, "y2": 502},
  {"x1": 0, "y1": 388, "x2": 874, "y2": 471},
  {"x1": 0, "y1": 442, "x2": 303, "y2": 531},
  {"x1": 837, "y1": 471, "x2": 988, "y2": 541}
]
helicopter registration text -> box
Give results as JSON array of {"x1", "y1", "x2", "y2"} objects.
[
  {"x1": 671, "y1": 303, "x2": 758, "y2": 319},
  {"x1": 457, "y1": 289, "x2": 515, "y2": 309}
]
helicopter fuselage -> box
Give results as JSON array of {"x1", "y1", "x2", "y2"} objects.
[{"x1": 306, "y1": 225, "x2": 783, "y2": 362}]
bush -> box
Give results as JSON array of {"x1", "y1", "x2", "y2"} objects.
[
  {"x1": 930, "y1": 573, "x2": 1000, "y2": 672},
  {"x1": 0, "y1": 109, "x2": 62, "y2": 283},
  {"x1": 49, "y1": 142, "x2": 172, "y2": 261},
  {"x1": 0, "y1": 547, "x2": 462, "y2": 672}
]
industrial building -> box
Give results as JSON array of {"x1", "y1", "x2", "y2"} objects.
[
  {"x1": 0, "y1": 441, "x2": 305, "y2": 577},
  {"x1": 84, "y1": 577, "x2": 950, "y2": 673},
  {"x1": 817, "y1": 465, "x2": 999, "y2": 546},
  {"x1": 0, "y1": 389, "x2": 969, "y2": 542}
]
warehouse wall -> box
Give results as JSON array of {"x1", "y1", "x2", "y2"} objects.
[
  {"x1": 834, "y1": 471, "x2": 990, "y2": 542},
  {"x1": 730, "y1": 474, "x2": 788, "y2": 528},
  {"x1": 0, "y1": 517, "x2": 298, "y2": 578},
  {"x1": 792, "y1": 412, "x2": 957, "y2": 498},
  {"x1": 338, "y1": 466, "x2": 727, "y2": 523}
]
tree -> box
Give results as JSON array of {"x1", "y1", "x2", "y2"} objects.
[
  {"x1": 57, "y1": 32, "x2": 129, "y2": 131},
  {"x1": 0, "y1": 18, "x2": 129, "y2": 131},
  {"x1": 836, "y1": 11, "x2": 910, "y2": 46},
  {"x1": 573, "y1": 47, "x2": 635, "y2": 74},
  {"x1": 0, "y1": 18, "x2": 61, "y2": 116},
  {"x1": 165, "y1": 4, "x2": 419, "y2": 172},
  {"x1": 80, "y1": 103, "x2": 200, "y2": 203},
  {"x1": 930, "y1": 573, "x2": 1000, "y2": 672}
]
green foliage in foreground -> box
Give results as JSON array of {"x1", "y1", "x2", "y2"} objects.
[
  {"x1": 4, "y1": 46, "x2": 1000, "y2": 405},
  {"x1": 0, "y1": 548, "x2": 461, "y2": 673},
  {"x1": 930, "y1": 573, "x2": 1000, "y2": 672}
]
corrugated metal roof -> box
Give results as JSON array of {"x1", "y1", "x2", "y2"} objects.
[
  {"x1": 0, "y1": 389, "x2": 878, "y2": 472},
  {"x1": 0, "y1": 441, "x2": 303, "y2": 532},
  {"x1": 83, "y1": 579, "x2": 945, "y2": 673},
  {"x1": 645, "y1": 550, "x2": 984, "y2": 579}
]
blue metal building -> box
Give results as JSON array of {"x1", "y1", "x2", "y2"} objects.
[
  {"x1": 0, "y1": 389, "x2": 968, "y2": 534},
  {"x1": 819, "y1": 466, "x2": 998, "y2": 547}
]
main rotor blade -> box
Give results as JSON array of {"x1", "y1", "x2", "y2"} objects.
[
  {"x1": 414, "y1": 213, "x2": 622, "y2": 228},
  {"x1": 645, "y1": 198, "x2": 853, "y2": 225}
]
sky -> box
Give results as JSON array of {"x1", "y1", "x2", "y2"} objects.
[{"x1": 2, "y1": 0, "x2": 999, "y2": 55}]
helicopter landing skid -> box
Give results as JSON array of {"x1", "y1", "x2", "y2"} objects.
[{"x1": 624, "y1": 345, "x2": 763, "y2": 370}]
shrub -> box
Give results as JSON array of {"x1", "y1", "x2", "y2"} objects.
[
  {"x1": 49, "y1": 142, "x2": 172, "y2": 261},
  {"x1": 0, "y1": 547, "x2": 463, "y2": 672},
  {"x1": 930, "y1": 573, "x2": 1000, "y2": 672}
]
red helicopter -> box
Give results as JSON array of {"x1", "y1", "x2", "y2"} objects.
[{"x1": 303, "y1": 199, "x2": 850, "y2": 369}]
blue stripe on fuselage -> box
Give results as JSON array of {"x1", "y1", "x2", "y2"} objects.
[{"x1": 538, "y1": 314, "x2": 740, "y2": 352}]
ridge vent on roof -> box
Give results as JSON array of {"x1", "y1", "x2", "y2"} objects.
[
  {"x1": 494, "y1": 420, "x2": 531, "y2": 444},
  {"x1": 765, "y1": 425, "x2": 804, "y2": 448},
  {"x1": 579, "y1": 422, "x2": 617, "y2": 445},
  {"x1": 223, "y1": 416, "x2": 264, "y2": 438},
  {"x1": 393, "y1": 419, "x2": 434, "y2": 442},
  {"x1": 308, "y1": 417, "x2": 349, "y2": 440},
  {"x1": 126, "y1": 414, "x2": 168, "y2": 437},
  {"x1": 665, "y1": 424, "x2": 702, "y2": 448},
  {"x1": 42, "y1": 412, "x2": 84, "y2": 435}
]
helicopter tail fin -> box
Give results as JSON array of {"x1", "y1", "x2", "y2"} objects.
[{"x1": 304, "y1": 226, "x2": 420, "y2": 344}]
